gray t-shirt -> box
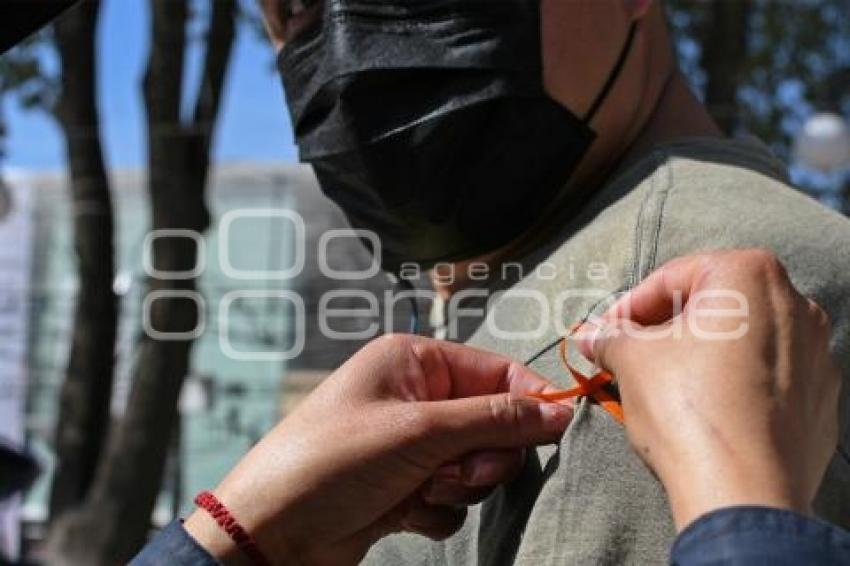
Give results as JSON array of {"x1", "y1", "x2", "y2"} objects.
[{"x1": 364, "y1": 137, "x2": 850, "y2": 565}]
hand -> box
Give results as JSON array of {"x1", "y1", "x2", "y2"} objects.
[
  {"x1": 185, "y1": 335, "x2": 571, "y2": 565},
  {"x1": 577, "y1": 249, "x2": 841, "y2": 531}
]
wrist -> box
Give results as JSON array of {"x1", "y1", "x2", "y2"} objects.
[
  {"x1": 184, "y1": 510, "x2": 254, "y2": 566},
  {"x1": 185, "y1": 488, "x2": 302, "y2": 566},
  {"x1": 661, "y1": 464, "x2": 809, "y2": 532}
]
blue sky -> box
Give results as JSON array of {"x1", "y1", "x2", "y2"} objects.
[{"x1": 3, "y1": 0, "x2": 299, "y2": 172}]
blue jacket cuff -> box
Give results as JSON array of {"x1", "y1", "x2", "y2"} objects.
[
  {"x1": 130, "y1": 519, "x2": 220, "y2": 566},
  {"x1": 671, "y1": 505, "x2": 850, "y2": 565}
]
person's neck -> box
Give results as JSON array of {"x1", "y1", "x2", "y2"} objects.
[
  {"x1": 616, "y1": 70, "x2": 723, "y2": 171},
  {"x1": 432, "y1": 72, "x2": 723, "y2": 299}
]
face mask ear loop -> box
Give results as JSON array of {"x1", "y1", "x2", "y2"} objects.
[
  {"x1": 394, "y1": 276, "x2": 420, "y2": 334},
  {"x1": 581, "y1": 21, "x2": 639, "y2": 126}
]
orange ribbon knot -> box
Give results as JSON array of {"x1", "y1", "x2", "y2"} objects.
[{"x1": 528, "y1": 338, "x2": 625, "y2": 424}]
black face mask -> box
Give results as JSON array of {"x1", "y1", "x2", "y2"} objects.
[{"x1": 278, "y1": 0, "x2": 637, "y2": 272}]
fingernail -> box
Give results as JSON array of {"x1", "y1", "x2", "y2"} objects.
[
  {"x1": 575, "y1": 320, "x2": 602, "y2": 360},
  {"x1": 539, "y1": 402, "x2": 571, "y2": 433}
]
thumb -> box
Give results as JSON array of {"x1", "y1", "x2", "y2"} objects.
[
  {"x1": 420, "y1": 393, "x2": 572, "y2": 459},
  {"x1": 576, "y1": 318, "x2": 643, "y2": 379}
]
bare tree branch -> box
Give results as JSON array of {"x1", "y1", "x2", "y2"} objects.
[{"x1": 193, "y1": 0, "x2": 236, "y2": 158}]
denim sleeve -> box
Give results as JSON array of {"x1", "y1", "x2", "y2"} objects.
[
  {"x1": 671, "y1": 506, "x2": 850, "y2": 565},
  {"x1": 130, "y1": 520, "x2": 220, "y2": 566}
]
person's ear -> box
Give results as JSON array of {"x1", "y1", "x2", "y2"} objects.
[
  {"x1": 259, "y1": 0, "x2": 286, "y2": 51},
  {"x1": 623, "y1": 0, "x2": 653, "y2": 20}
]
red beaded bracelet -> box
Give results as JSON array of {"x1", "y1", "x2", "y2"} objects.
[{"x1": 194, "y1": 490, "x2": 272, "y2": 566}]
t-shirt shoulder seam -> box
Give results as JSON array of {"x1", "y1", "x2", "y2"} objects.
[{"x1": 631, "y1": 150, "x2": 675, "y2": 286}]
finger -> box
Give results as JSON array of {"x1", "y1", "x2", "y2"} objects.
[
  {"x1": 575, "y1": 254, "x2": 711, "y2": 362},
  {"x1": 433, "y1": 449, "x2": 525, "y2": 487},
  {"x1": 805, "y1": 298, "x2": 833, "y2": 339},
  {"x1": 401, "y1": 501, "x2": 467, "y2": 541},
  {"x1": 424, "y1": 449, "x2": 524, "y2": 505},
  {"x1": 421, "y1": 479, "x2": 494, "y2": 506},
  {"x1": 420, "y1": 392, "x2": 572, "y2": 458},
  {"x1": 598, "y1": 254, "x2": 709, "y2": 326},
  {"x1": 575, "y1": 318, "x2": 648, "y2": 380},
  {"x1": 460, "y1": 449, "x2": 525, "y2": 487},
  {"x1": 409, "y1": 337, "x2": 561, "y2": 401}
]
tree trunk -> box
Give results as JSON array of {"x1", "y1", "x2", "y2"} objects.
[
  {"x1": 48, "y1": 0, "x2": 119, "y2": 521},
  {"x1": 700, "y1": 0, "x2": 752, "y2": 134},
  {"x1": 45, "y1": 1, "x2": 236, "y2": 563},
  {"x1": 820, "y1": 66, "x2": 850, "y2": 216}
]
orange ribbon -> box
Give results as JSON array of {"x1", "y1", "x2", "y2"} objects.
[{"x1": 528, "y1": 334, "x2": 625, "y2": 425}]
